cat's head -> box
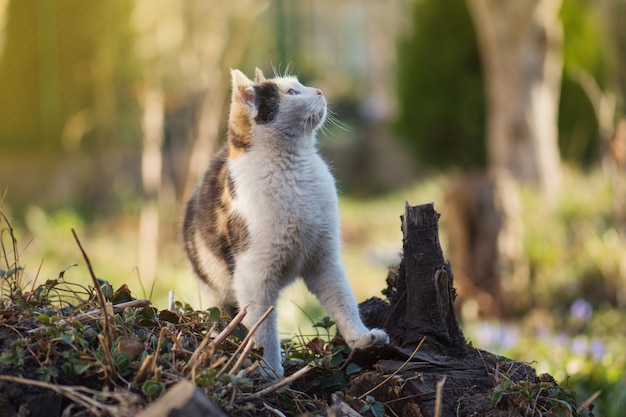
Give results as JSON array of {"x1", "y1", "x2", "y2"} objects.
[{"x1": 228, "y1": 68, "x2": 327, "y2": 148}]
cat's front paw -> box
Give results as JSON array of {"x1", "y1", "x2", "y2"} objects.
[{"x1": 349, "y1": 328, "x2": 389, "y2": 349}]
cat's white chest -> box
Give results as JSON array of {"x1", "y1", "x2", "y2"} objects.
[{"x1": 228, "y1": 146, "x2": 337, "y2": 260}]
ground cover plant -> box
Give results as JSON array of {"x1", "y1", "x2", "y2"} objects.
[
  {"x1": 0, "y1": 200, "x2": 600, "y2": 416},
  {"x1": 0, "y1": 210, "x2": 349, "y2": 416}
]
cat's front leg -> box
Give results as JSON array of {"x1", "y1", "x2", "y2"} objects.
[{"x1": 303, "y1": 257, "x2": 389, "y2": 349}]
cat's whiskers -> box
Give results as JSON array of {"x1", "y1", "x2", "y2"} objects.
[
  {"x1": 271, "y1": 62, "x2": 297, "y2": 79},
  {"x1": 319, "y1": 109, "x2": 352, "y2": 140}
]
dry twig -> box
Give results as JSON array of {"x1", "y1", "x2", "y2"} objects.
[
  {"x1": 216, "y1": 306, "x2": 274, "y2": 378},
  {"x1": 238, "y1": 364, "x2": 313, "y2": 402},
  {"x1": 71, "y1": 229, "x2": 115, "y2": 363}
]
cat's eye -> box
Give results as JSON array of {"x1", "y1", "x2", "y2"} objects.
[{"x1": 287, "y1": 88, "x2": 299, "y2": 96}]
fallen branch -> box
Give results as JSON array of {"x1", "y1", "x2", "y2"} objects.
[{"x1": 238, "y1": 364, "x2": 313, "y2": 402}]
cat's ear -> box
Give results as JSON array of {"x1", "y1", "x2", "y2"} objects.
[
  {"x1": 254, "y1": 67, "x2": 266, "y2": 83},
  {"x1": 231, "y1": 69, "x2": 256, "y2": 109}
]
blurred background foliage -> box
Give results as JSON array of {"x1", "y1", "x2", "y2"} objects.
[
  {"x1": 396, "y1": 0, "x2": 622, "y2": 169},
  {"x1": 396, "y1": 0, "x2": 487, "y2": 169},
  {"x1": 1, "y1": 0, "x2": 625, "y2": 415}
]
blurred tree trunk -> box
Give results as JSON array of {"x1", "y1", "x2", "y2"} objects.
[
  {"x1": 466, "y1": 0, "x2": 563, "y2": 197},
  {"x1": 446, "y1": 0, "x2": 563, "y2": 319},
  {"x1": 131, "y1": 0, "x2": 266, "y2": 287},
  {"x1": 138, "y1": 88, "x2": 164, "y2": 285},
  {"x1": 181, "y1": 1, "x2": 265, "y2": 200},
  {"x1": 445, "y1": 172, "x2": 528, "y2": 318}
]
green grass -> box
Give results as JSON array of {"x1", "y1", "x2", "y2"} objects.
[
  {"x1": 464, "y1": 167, "x2": 626, "y2": 416},
  {"x1": 2, "y1": 166, "x2": 625, "y2": 416}
]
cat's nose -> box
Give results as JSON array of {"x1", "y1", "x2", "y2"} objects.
[{"x1": 316, "y1": 89, "x2": 323, "y2": 96}]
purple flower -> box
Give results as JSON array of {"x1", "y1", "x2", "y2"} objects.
[
  {"x1": 590, "y1": 338, "x2": 605, "y2": 362},
  {"x1": 500, "y1": 327, "x2": 519, "y2": 349},
  {"x1": 476, "y1": 323, "x2": 518, "y2": 350},
  {"x1": 571, "y1": 336, "x2": 588, "y2": 355},
  {"x1": 570, "y1": 298, "x2": 593, "y2": 322}
]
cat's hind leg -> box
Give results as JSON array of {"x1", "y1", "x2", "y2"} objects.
[{"x1": 232, "y1": 260, "x2": 284, "y2": 378}]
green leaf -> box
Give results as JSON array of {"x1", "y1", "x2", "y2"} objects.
[
  {"x1": 114, "y1": 352, "x2": 131, "y2": 372},
  {"x1": 490, "y1": 391, "x2": 503, "y2": 408},
  {"x1": 36, "y1": 366, "x2": 59, "y2": 382},
  {"x1": 138, "y1": 306, "x2": 159, "y2": 327},
  {"x1": 4, "y1": 267, "x2": 23, "y2": 279},
  {"x1": 33, "y1": 286, "x2": 48, "y2": 302},
  {"x1": 346, "y1": 362, "x2": 362, "y2": 375},
  {"x1": 370, "y1": 401, "x2": 385, "y2": 417},
  {"x1": 60, "y1": 330, "x2": 75, "y2": 345},
  {"x1": 142, "y1": 380, "x2": 165, "y2": 400},
  {"x1": 61, "y1": 362, "x2": 72, "y2": 374},
  {"x1": 100, "y1": 282, "x2": 114, "y2": 301},
  {"x1": 313, "y1": 316, "x2": 336, "y2": 330},
  {"x1": 0, "y1": 352, "x2": 14, "y2": 365},
  {"x1": 207, "y1": 307, "x2": 221, "y2": 322},
  {"x1": 319, "y1": 372, "x2": 348, "y2": 397},
  {"x1": 321, "y1": 353, "x2": 343, "y2": 369},
  {"x1": 73, "y1": 363, "x2": 90, "y2": 375},
  {"x1": 361, "y1": 396, "x2": 385, "y2": 416},
  {"x1": 231, "y1": 324, "x2": 248, "y2": 340}
]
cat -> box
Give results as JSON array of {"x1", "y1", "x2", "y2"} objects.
[{"x1": 182, "y1": 68, "x2": 388, "y2": 378}]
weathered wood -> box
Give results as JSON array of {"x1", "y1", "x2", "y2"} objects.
[
  {"x1": 355, "y1": 202, "x2": 588, "y2": 417},
  {"x1": 406, "y1": 204, "x2": 463, "y2": 348},
  {"x1": 136, "y1": 380, "x2": 228, "y2": 417},
  {"x1": 373, "y1": 202, "x2": 465, "y2": 353}
]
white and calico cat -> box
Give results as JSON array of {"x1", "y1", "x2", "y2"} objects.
[{"x1": 183, "y1": 68, "x2": 388, "y2": 378}]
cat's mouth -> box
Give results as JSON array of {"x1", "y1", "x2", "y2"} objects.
[
  {"x1": 305, "y1": 109, "x2": 326, "y2": 131},
  {"x1": 306, "y1": 101, "x2": 327, "y2": 130}
]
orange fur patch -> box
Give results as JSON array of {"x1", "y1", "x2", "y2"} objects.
[{"x1": 228, "y1": 104, "x2": 253, "y2": 159}]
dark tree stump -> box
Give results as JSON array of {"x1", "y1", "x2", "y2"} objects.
[
  {"x1": 361, "y1": 202, "x2": 465, "y2": 357},
  {"x1": 356, "y1": 202, "x2": 594, "y2": 417},
  {"x1": 389, "y1": 202, "x2": 464, "y2": 351}
]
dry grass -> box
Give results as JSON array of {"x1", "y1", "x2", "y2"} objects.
[{"x1": 0, "y1": 209, "x2": 352, "y2": 416}]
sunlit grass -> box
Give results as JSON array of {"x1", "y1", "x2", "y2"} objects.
[
  {"x1": 5, "y1": 175, "x2": 446, "y2": 337},
  {"x1": 3, "y1": 167, "x2": 626, "y2": 416},
  {"x1": 463, "y1": 166, "x2": 626, "y2": 416}
]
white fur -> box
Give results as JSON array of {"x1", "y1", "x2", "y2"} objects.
[{"x1": 222, "y1": 71, "x2": 388, "y2": 377}]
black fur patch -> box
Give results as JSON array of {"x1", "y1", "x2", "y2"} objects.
[
  {"x1": 182, "y1": 147, "x2": 234, "y2": 283},
  {"x1": 215, "y1": 234, "x2": 235, "y2": 274},
  {"x1": 254, "y1": 82, "x2": 280, "y2": 124},
  {"x1": 227, "y1": 171, "x2": 237, "y2": 200},
  {"x1": 205, "y1": 151, "x2": 228, "y2": 209},
  {"x1": 227, "y1": 212, "x2": 250, "y2": 254}
]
